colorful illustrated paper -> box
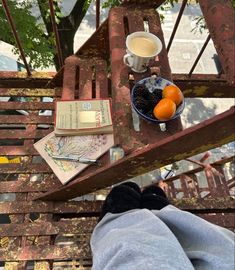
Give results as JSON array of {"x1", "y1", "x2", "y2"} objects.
[{"x1": 34, "y1": 132, "x2": 114, "y2": 184}]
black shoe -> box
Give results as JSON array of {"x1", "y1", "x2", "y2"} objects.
[
  {"x1": 141, "y1": 185, "x2": 169, "y2": 210},
  {"x1": 121, "y1": 181, "x2": 141, "y2": 194},
  {"x1": 99, "y1": 182, "x2": 141, "y2": 222},
  {"x1": 142, "y1": 185, "x2": 167, "y2": 198}
]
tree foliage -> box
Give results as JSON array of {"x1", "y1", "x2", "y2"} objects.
[
  {"x1": 0, "y1": 0, "x2": 91, "y2": 70},
  {"x1": 0, "y1": 0, "x2": 207, "y2": 70},
  {"x1": 0, "y1": 0, "x2": 55, "y2": 69}
]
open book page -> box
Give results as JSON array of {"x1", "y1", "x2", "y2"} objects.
[
  {"x1": 34, "y1": 132, "x2": 114, "y2": 185},
  {"x1": 56, "y1": 99, "x2": 112, "y2": 130}
]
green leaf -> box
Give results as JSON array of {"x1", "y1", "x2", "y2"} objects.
[
  {"x1": 83, "y1": 0, "x2": 93, "y2": 11},
  {"x1": 55, "y1": 11, "x2": 63, "y2": 18},
  {"x1": 102, "y1": 0, "x2": 121, "y2": 9},
  {"x1": 0, "y1": 0, "x2": 55, "y2": 69},
  {"x1": 191, "y1": 15, "x2": 208, "y2": 35}
]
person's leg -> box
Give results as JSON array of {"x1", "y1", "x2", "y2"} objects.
[
  {"x1": 142, "y1": 185, "x2": 235, "y2": 269},
  {"x1": 92, "y1": 182, "x2": 234, "y2": 270},
  {"x1": 153, "y1": 206, "x2": 235, "y2": 270},
  {"x1": 91, "y1": 182, "x2": 194, "y2": 270},
  {"x1": 91, "y1": 209, "x2": 194, "y2": 270}
]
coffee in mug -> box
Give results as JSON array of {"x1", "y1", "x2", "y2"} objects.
[
  {"x1": 123, "y1": 32, "x2": 162, "y2": 73},
  {"x1": 129, "y1": 36, "x2": 158, "y2": 57}
]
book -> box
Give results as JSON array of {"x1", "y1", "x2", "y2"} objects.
[
  {"x1": 54, "y1": 99, "x2": 113, "y2": 136},
  {"x1": 34, "y1": 132, "x2": 114, "y2": 185}
]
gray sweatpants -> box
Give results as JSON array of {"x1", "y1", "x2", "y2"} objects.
[{"x1": 90, "y1": 205, "x2": 234, "y2": 270}]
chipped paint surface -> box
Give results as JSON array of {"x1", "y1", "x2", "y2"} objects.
[
  {"x1": 199, "y1": 0, "x2": 235, "y2": 85},
  {"x1": 1, "y1": 0, "x2": 235, "y2": 264},
  {"x1": 0, "y1": 71, "x2": 55, "y2": 79},
  {"x1": 0, "y1": 88, "x2": 60, "y2": 97},
  {"x1": 172, "y1": 72, "x2": 234, "y2": 98},
  {"x1": 172, "y1": 133, "x2": 235, "y2": 162},
  {"x1": 0, "y1": 245, "x2": 91, "y2": 261}
]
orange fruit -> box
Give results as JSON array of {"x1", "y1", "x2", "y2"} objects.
[
  {"x1": 162, "y1": 85, "x2": 183, "y2": 105},
  {"x1": 153, "y1": 98, "x2": 176, "y2": 120}
]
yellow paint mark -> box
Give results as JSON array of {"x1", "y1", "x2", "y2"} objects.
[
  {"x1": 9, "y1": 88, "x2": 57, "y2": 97},
  {"x1": 173, "y1": 134, "x2": 235, "y2": 161},
  {"x1": 182, "y1": 89, "x2": 192, "y2": 95},
  {"x1": 5, "y1": 262, "x2": 19, "y2": 270},
  {"x1": 14, "y1": 71, "x2": 54, "y2": 79},
  {"x1": 35, "y1": 262, "x2": 50, "y2": 270},
  {"x1": 0, "y1": 237, "x2": 9, "y2": 248},
  {"x1": 183, "y1": 86, "x2": 209, "y2": 96},
  {"x1": 131, "y1": 160, "x2": 164, "y2": 176},
  {"x1": 0, "y1": 157, "x2": 20, "y2": 163},
  {"x1": 213, "y1": 92, "x2": 224, "y2": 97},
  {"x1": 127, "y1": 134, "x2": 234, "y2": 178}
]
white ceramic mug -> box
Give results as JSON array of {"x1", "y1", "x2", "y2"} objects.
[{"x1": 123, "y1": 31, "x2": 162, "y2": 73}]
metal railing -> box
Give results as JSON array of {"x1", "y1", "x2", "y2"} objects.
[
  {"x1": 48, "y1": 0, "x2": 63, "y2": 69},
  {"x1": 1, "y1": 0, "x2": 233, "y2": 82},
  {"x1": 2, "y1": 0, "x2": 32, "y2": 76},
  {"x1": 166, "y1": 0, "x2": 214, "y2": 78}
]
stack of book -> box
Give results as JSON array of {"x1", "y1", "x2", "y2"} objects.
[
  {"x1": 54, "y1": 99, "x2": 113, "y2": 136},
  {"x1": 34, "y1": 99, "x2": 114, "y2": 184}
]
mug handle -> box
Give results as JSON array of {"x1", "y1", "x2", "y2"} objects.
[{"x1": 123, "y1": 53, "x2": 134, "y2": 67}]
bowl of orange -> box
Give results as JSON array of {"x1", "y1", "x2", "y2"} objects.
[{"x1": 131, "y1": 77, "x2": 184, "y2": 123}]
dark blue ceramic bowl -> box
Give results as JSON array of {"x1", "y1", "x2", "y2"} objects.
[{"x1": 131, "y1": 76, "x2": 185, "y2": 123}]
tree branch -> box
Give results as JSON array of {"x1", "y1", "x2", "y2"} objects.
[
  {"x1": 67, "y1": 0, "x2": 88, "y2": 30},
  {"x1": 37, "y1": 0, "x2": 53, "y2": 34}
]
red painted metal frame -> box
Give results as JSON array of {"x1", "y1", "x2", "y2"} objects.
[
  {"x1": 31, "y1": 3, "x2": 235, "y2": 202},
  {"x1": 0, "y1": 71, "x2": 55, "y2": 87},
  {"x1": 49, "y1": 18, "x2": 109, "y2": 88},
  {"x1": 164, "y1": 156, "x2": 234, "y2": 198},
  {"x1": 2, "y1": 0, "x2": 31, "y2": 76},
  {"x1": 62, "y1": 55, "x2": 79, "y2": 100},
  {"x1": 167, "y1": 0, "x2": 188, "y2": 52},
  {"x1": 199, "y1": 0, "x2": 235, "y2": 85},
  {"x1": 122, "y1": 0, "x2": 166, "y2": 8},
  {"x1": 96, "y1": 0, "x2": 100, "y2": 29},
  {"x1": 0, "y1": 71, "x2": 55, "y2": 78},
  {"x1": 0, "y1": 197, "x2": 233, "y2": 261},
  {"x1": 172, "y1": 74, "x2": 235, "y2": 98},
  {"x1": 164, "y1": 156, "x2": 234, "y2": 184},
  {"x1": 108, "y1": 7, "x2": 182, "y2": 153},
  {"x1": 48, "y1": 0, "x2": 63, "y2": 69},
  {"x1": 188, "y1": 34, "x2": 211, "y2": 77},
  {"x1": 35, "y1": 106, "x2": 235, "y2": 201},
  {"x1": 48, "y1": 0, "x2": 167, "y2": 86}
]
